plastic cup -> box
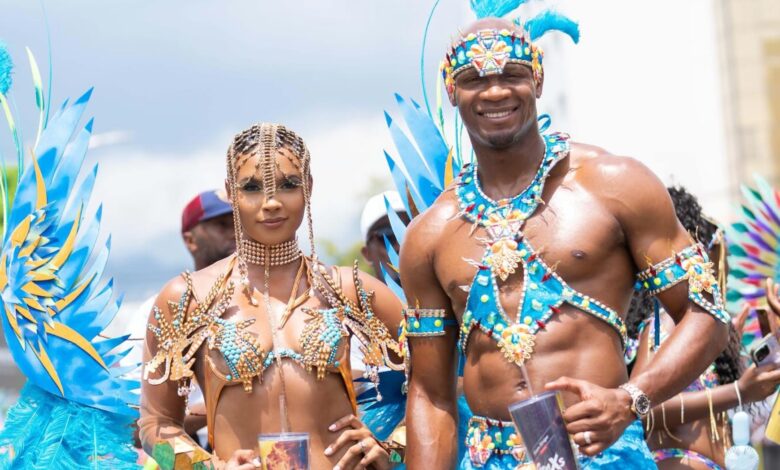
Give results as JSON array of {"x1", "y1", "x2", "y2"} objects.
[
  {"x1": 257, "y1": 432, "x2": 310, "y2": 470},
  {"x1": 508, "y1": 391, "x2": 579, "y2": 470}
]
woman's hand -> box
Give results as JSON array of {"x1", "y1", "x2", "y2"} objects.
[
  {"x1": 732, "y1": 304, "x2": 750, "y2": 340},
  {"x1": 738, "y1": 362, "x2": 780, "y2": 403},
  {"x1": 223, "y1": 449, "x2": 260, "y2": 470},
  {"x1": 767, "y1": 278, "x2": 780, "y2": 319},
  {"x1": 325, "y1": 414, "x2": 391, "y2": 470}
]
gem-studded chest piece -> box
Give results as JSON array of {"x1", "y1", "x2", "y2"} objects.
[
  {"x1": 455, "y1": 134, "x2": 627, "y2": 368},
  {"x1": 456, "y1": 133, "x2": 567, "y2": 368},
  {"x1": 460, "y1": 134, "x2": 567, "y2": 282}
]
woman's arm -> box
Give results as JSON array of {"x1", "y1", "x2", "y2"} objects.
[
  {"x1": 648, "y1": 362, "x2": 780, "y2": 428},
  {"x1": 633, "y1": 305, "x2": 780, "y2": 429},
  {"x1": 138, "y1": 276, "x2": 217, "y2": 469}
]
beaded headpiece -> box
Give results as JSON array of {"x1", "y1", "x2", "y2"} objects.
[
  {"x1": 226, "y1": 123, "x2": 318, "y2": 297},
  {"x1": 441, "y1": 6, "x2": 580, "y2": 95}
]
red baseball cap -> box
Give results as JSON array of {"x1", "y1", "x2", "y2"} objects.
[{"x1": 181, "y1": 189, "x2": 232, "y2": 233}]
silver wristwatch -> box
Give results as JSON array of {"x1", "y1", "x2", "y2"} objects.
[{"x1": 619, "y1": 383, "x2": 651, "y2": 418}]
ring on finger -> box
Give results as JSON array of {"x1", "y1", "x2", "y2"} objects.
[
  {"x1": 584, "y1": 431, "x2": 592, "y2": 445},
  {"x1": 359, "y1": 439, "x2": 368, "y2": 453}
]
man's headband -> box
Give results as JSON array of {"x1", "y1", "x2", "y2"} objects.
[
  {"x1": 442, "y1": 28, "x2": 541, "y2": 95},
  {"x1": 441, "y1": 10, "x2": 581, "y2": 96}
]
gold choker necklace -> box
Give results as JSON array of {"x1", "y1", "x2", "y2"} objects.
[{"x1": 241, "y1": 238, "x2": 302, "y2": 266}]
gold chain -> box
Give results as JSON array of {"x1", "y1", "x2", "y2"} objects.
[{"x1": 263, "y1": 246, "x2": 293, "y2": 433}]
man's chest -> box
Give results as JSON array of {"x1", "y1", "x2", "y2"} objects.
[{"x1": 433, "y1": 190, "x2": 624, "y2": 310}]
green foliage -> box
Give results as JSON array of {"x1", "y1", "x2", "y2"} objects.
[
  {"x1": 0, "y1": 165, "x2": 18, "y2": 234},
  {"x1": 320, "y1": 239, "x2": 370, "y2": 273}
]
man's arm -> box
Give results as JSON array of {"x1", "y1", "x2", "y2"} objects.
[
  {"x1": 400, "y1": 214, "x2": 459, "y2": 470},
  {"x1": 618, "y1": 159, "x2": 728, "y2": 403},
  {"x1": 547, "y1": 156, "x2": 728, "y2": 455}
]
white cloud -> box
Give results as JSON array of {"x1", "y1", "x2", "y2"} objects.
[{"x1": 88, "y1": 130, "x2": 132, "y2": 149}]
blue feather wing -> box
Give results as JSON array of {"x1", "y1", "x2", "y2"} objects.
[
  {"x1": 0, "y1": 383, "x2": 137, "y2": 469},
  {"x1": 0, "y1": 88, "x2": 138, "y2": 416},
  {"x1": 381, "y1": 95, "x2": 454, "y2": 289}
]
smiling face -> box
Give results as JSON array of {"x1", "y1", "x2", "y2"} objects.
[
  {"x1": 446, "y1": 18, "x2": 544, "y2": 150},
  {"x1": 452, "y1": 62, "x2": 543, "y2": 150},
  {"x1": 229, "y1": 147, "x2": 307, "y2": 246}
]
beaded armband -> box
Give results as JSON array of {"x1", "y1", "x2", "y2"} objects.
[
  {"x1": 401, "y1": 309, "x2": 455, "y2": 337},
  {"x1": 635, "y1": 244, "x2": 728, "y2": 324}
]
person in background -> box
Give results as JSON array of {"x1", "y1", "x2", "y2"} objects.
[
  {"x1": 629, "y1": 186, "x2": 780, "y2": 469},
  {"x1": 360, "y1": 191, "x2": 409, "y2": 286}
]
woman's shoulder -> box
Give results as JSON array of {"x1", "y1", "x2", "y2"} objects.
[{"x1": 156, "y1": 256, "x2": 236, "y2": 308}]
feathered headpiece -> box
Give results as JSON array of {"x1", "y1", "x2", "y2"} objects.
[{"x1": 442, "y1": 1, "x2": 579, "y2": 94}]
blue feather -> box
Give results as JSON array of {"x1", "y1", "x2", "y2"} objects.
[
  {"x1": 0, "y1": 383, "x2": 137, "y2": 469},
  {"x1": 470, "y1": 0, "x2": 528, "y2": 19},
  {"x1": 356, "y1": 370, "x2": 406, "y2": 441},
  {"x1": 522, "y1": 10, "x2": 580, "y2": 43},
  {"x1": 0, "y1": 40, "x2": 12, "y2": 95}
]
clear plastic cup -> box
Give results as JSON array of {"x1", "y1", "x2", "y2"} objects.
[
  {"x1": 508, "y1": 391, "x2": 579, "y2": 470},
  {"x1": 257, "y1": 432, "x2": 310, "y2": 470}
]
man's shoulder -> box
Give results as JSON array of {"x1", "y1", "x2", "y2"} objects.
[
  {"x1": 568, "y1": 142, "x2": 660, "y2": 193},
  {"x1": 569, "y1": 142, "x2": 651, "y2": 178},
  {"x1": 567, "y1": 141, "x2": 670, "y2": 222},
  {"x1": 405, "y1": 190, "x2": 459, "y2": 245}
]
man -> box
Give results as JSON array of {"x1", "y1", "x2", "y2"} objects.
[
  {"x1": 360, "y1": 190, "x2": 408, "y2": 285},
  {"x1": 400, "y1": 17, "x2": 729, "y2": 469},
  {"x1": 180, "y1": 189, "x2": 236, "y2": 271}
]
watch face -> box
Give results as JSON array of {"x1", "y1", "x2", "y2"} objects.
[{"x1": 635, "y1": 395, "x2": 651, "y2": 415}]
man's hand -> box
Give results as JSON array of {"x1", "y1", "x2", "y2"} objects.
[{"x1": 545, "y1": 377, "x2": 635, "y2": 456}]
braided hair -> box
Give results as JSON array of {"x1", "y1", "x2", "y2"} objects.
[
  {"x1": 226, "y1": 123, "x2": 319, "y2": 296},
  {"x1": 625, "y1": 186, "x2": 742, "y2": 384}
]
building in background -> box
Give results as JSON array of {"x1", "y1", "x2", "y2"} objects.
[{"x1": 715, "y1": 0, "x2": 780, "y2": 192}]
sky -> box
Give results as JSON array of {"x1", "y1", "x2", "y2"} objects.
[{"x1": 0, "y1": 0, "x2": 731, "y2": 306}]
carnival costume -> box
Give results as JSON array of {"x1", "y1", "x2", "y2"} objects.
[
  {"x1": 139, "y1": 124, "x2": 405, "y2": 468},
  {"x1": 380, "y1": 1, "x2": 728, "y2": 468},
  {"x1": 0, "y1": 42, "x2": 138, "y2": 467}
]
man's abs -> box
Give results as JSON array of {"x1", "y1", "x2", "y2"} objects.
[{"x1": 461, "y1": 307, "x2": 627, "y2": 420}]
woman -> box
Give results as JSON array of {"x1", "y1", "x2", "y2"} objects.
[
  {"x1": 629, "y1": 186, "x2": 780, "y2": 469},
  {"x1": 139, "y1": 123, "x2": 405, "y2": 469}
]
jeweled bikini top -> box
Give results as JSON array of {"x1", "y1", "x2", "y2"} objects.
[
  {"x1": 454, "y1": 133, "x2": 627, "y2": 368},
  {"x1": 144, "y1": 258, "x2": 403, "y2": 394}
]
